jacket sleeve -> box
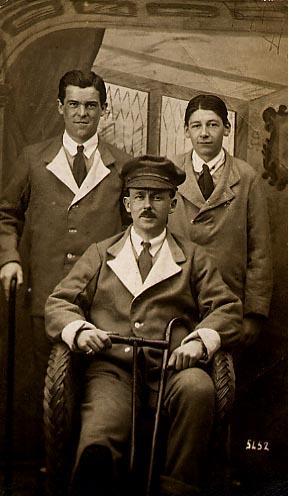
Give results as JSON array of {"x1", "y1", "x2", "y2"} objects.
[
  {"x1": 190, "y1": 244, "x2": 243, "y2": 350},
  {"x1": 244, "y1": 175, "x2": 273, "y2": 317},
  {"x1": 0, "y1": 149, "x2": 31, "y2": 268},
  {"x1": 44, "y1": 243, "x2": 102, "y2": 342}
]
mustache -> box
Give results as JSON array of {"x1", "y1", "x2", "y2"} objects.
[{"x1": 140, "y1": 210, "x2": 156, "y2": 218}]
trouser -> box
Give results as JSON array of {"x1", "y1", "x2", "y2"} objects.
[
  {"x1": 31, "y1": 316, "x2": 52, "y2": 464},
  {"x1": 74, "y1": 358, "x2": 215, "y2": 495}
]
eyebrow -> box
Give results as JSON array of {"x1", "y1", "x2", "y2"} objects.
[
  {"x1": 67, "y1": 100, "x2": 99, "y2": 104},
  {"x1": 190, "y1": 119, "x2": 220, "y2": 124}
]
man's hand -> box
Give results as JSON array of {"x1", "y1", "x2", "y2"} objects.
[
  {"x1": 76, "y1": 324, "x2": 112, "y2": 354},
  {"x1": 168, "y1": 341, "x2": 204, "y2": 371},
  {"x1": 0, "y1": 262, "x2": 23, "y2": 300},
  {"x1": 243, "y1": 316, "x2": 262, "y2": 347}
]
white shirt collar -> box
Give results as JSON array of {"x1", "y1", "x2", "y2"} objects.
[
  {"x1": 63, "y1": 130, "x2": 99, "y2": 159},
  {"x1": 192, "y1": 148, "x2": 225, "y2": 174},
  {"x1": 130, "y1": 226, "x2": 167, "y2": 257}
]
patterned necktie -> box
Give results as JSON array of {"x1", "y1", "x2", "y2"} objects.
[
  {"x1": 198, "y1": 164, "x2": 214, "y2": 200},
  {"x1": 73, "y1": 145, "x2": 87, "y2": 187},
  {"x1": 138, "y1": 242, "x2": 152, "y2": 282}
]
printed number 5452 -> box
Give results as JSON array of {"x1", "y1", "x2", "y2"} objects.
[{"x1": 246, "y1": 439, "x2": 269, "y2": 451}]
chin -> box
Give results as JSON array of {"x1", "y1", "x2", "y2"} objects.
[
  {"x1": 75, "y1": 125, "x2": 96, "y2": 137},
  {"x1": 197, "y1": 148, "x2": 216, "y2": 160},
  {"x1": 197, "y1": 145, "x2": 213, "y2": 152},
  {"x1": 139, "y1": 221, "x2": 156, "y2": 230}
]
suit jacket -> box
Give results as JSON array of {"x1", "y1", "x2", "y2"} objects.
[
  {"x1": 0, "y1": 135, "x2": 130, "y2": 315},
  {"x1": 167, "y1": 150, "x2": 272, "y2": 318},
  {"x1": 45, "y1": 228, "x2": 242, "y2": 385}
]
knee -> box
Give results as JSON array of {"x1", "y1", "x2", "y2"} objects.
[{"x1": 168, "y1": 368, "x2": 215, "y2": 410}]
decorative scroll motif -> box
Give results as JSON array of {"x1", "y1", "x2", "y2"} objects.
[
  {"x1": 0, "y1": 1, "x2": 286, "y2": 38},
  {"x1": 72, "y1": 0, "x2": 137, "y2": 16},
  {"x1": 224, "y1": 1, "x2": 287, "y2": 20},
  {"x1": 160, "y1": 95, "x2": 235, "y2": 158},
  {"x1": 262, "y1": 105, "x2": 287, "y2": 191},
  {"x1": 146, "y1": 2, "x2": 219, "y2": 17},
  {"x1": 1, "y1": 1, "x2": 63, "y2": 36},
  {"x1": 98, "y1": 82, "x2": 148, "y2": 156}
]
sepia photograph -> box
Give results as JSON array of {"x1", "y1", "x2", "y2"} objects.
[{"x1": 0, "y1": 0, "x2": 287, "y2": 496}]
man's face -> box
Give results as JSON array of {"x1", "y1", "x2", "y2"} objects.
[
  {"x1": 185, "y1": 109, "x2": 230, "y2": 162},
  {"x1": 123, "y1": 188, "x2": 177, "y2": 240},
  {"x1": 58, "y1": 85, "x2": 105, "y2": 143}
]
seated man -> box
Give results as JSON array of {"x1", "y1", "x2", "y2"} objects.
[{"x1": 45, "y1": 155, "x2": 242, "y2": 495}]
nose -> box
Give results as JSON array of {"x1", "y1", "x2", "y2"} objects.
[
  {"x1": 144, "y1": 193, "x2": 152, "y2": 208},
  {"x1": 200, "y1": 125, "x2": 209, "y2": 137},
  {"x1": 77, "y1": 104, "x2": 87, "y2": 117}
]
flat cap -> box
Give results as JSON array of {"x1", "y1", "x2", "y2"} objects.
[{"x1": 121, "y1": 155, "x2": 186, "y2": 190}]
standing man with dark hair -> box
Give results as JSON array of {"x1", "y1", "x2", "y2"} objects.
[
  {"x1": 0, "y1": 69, "x2": 130, "y2": 466},
  {"x1": 168, "y1": 94, "x2": 272, "y2": 346}
]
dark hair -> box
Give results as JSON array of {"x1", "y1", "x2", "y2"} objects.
[
  {"x1": 184, "y1": 94, "x2": 229, "y2": 126},
  {"x1": 58, "y1": 70, "x2": 107, "y2": 106}
]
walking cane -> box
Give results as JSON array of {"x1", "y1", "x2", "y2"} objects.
[
  {"x1": 109, "y1": 319, "x2": 177, "y2": 495},
  {"x1": 109, "y1": 335, "x2": 169, "y2": 478},
  {"x1": 3, "y1": 276, "x2": 17, "y2": 495},
  {"x1": 146, "y1": 317, "x2": 180, "y2": 495}
]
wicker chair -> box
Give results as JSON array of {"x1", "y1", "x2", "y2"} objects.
[{"x1": 43, "y1": 335, "x2": 235, "y2": 495}]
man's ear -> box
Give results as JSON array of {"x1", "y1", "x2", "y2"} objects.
[
  {"x1": 224, "y1": 122, "x2": 231, "y2": 137},
  {"x1": 100, "y1": 102, "x2": 108, "y2": 117},
  {"x1": 184, "y1": 125, "x2": 190, "y2": 139},
  {"x1": 123, "y1": 196, "x2": 131, "y2": 214},
  {"x1": 57, "y1": 99, "x2": 64, "y2": 116},
  {"x1": 169, "y1": 197, "x2": 177, "y2": 214}
]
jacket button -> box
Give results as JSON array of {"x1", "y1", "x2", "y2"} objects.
[
  {"x1": 72, "y1": 204, "x2": 79, "y2": 209},
  {"x1": 68, "y1": 228, "x2": 77, "y2": 233},
  {"x1": 134, "y1": 321, "x2": 143, "y2": 329},
  {"x1": 67, "y1": 253, "x2": 75, "y2": 260}
]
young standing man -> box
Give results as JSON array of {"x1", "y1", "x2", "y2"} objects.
[
  {"x1": 45, "y1": 155, "x2": 242, "y2": 495},
  {"x1": 0, "y1": 69, "x2": 130, "y2": 465},
  {"x1": 168, "y1": 94, "x2": 272, "y2": 346}
]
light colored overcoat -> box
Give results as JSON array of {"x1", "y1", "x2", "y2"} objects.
[
  {"x1": 0, "y1": 135, "x2": 130, "y2": 314},
  {"x1": 168, "y1": 150, "x2": 272, "y2": 317}
]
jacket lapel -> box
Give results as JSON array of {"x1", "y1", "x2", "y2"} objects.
[
  {"x1": 140, "y1": 234, "x2": 184, "y2": 296},
  {"x1": 198, "y1": 152, "x2": 240, "y2": 214},
  {"x1": 177, "y1": 150, "x2": 204, "y2": 208},
  {"x1": 177, "y1": 150, "x2": 241, "y2": 215},
  {"x1": 46, "y1": 147, "x2": 78, "y2": 195},
  {"x1": 107, "y1": 229, "x2": 185, "y2": 297},
  {"x1": 45, "y1": 137, "x2": 114, "y2": 204},
  {"x1": 69, "y1": 150, "x2": 111, "y2": 207},
  {"x1": 107, "y1": 229, "x2": 143, "y2": 297}
]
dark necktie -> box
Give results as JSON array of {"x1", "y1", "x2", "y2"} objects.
[
  {"x1": 138, "y1": 242, "x2": 152, "y2": 282},
  {"x1": 73, "y1": 145, "x2": 87, "y2": 187},
  {"x1": 198, "y1": 164, "x2": 214, "y2": 200}
]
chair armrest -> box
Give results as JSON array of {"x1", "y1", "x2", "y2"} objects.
[
  {"x1": 43, "y1": 342, "x2": 83, "y2": 494},
  {"x1": 211, "y1": 350, "x2": 235, "y2": 423}
]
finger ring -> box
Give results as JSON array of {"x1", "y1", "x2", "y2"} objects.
[{"x1": 86, "y1": 348, "x2": 94, "y2": 355}]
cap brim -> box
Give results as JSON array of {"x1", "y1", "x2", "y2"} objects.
[{"x1": 126, "y1": 176, "x2": 175, "y2": 190}]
